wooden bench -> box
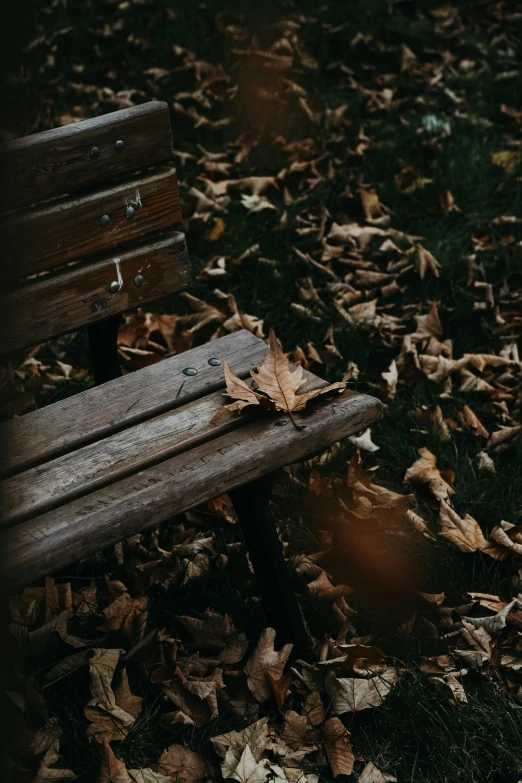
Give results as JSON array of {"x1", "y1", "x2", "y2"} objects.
[{"x1": 0, "y1": 101, "x2": 382, "y2": 653}]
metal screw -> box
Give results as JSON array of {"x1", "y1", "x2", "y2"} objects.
[
  {"x1": 90, "y1": 146, "x2": 100, "y2": 160},
  {"x1": 183, "y1": 367, "x2": 197, "y2": 376},
  {"x1": 275, "y1": 419, "x2": 288, "y2": 426},
  {"x1": 208, "y1": 357, "x2": 221, "y2": 366},
  {"x1": 133, "y1": 274, "x2": 144, "y2": 287},
  {"x1": 100, "y1": 214, "x2": 111, "y2": 228},
  {"x1": 125, "y1": 205, "x2": 135, "y2": 220},
  {"x1": 108, "y1": 281, "x2": 121, "y2": 294},
  {"x1": 114, "y1": 139, "x2": 125, "y2": 153}
]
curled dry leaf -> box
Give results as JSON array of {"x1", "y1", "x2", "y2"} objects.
[
  {"x1": 414, "y1": 245, "x2": 441, "y2": 279},
  {"x1": 156, "y1": 744, "x2": 209, "y2": 783},
  {"x1": 439, "y1": 501, "x2": 491, "y2": 554},
  {"x1": 359, "y1": 762, "x2": 397, "y2": 783},
  {"x1": 31, "y1": 742, "x2": 78, "y2": 782},
  {"x1": 321, "y1": 717, "x2": 354, "y2": 777},
  {"x1": 404, "y1": 448, "x2": 455, "y2": 503},
  {"x1": 244, "y1": 628, "x2": 293, "y2": 702},
  {"x1": 325, "y1": 668, "x2": 396, "y2": 714},
  {"x1": 212, "y1": 718, "x2": 270, "y2": 772},
  {"x1": 177, "y1": 610, "x2": 248, "y2": 664}
]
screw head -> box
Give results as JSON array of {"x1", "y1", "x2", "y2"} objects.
[
  {"x1": 114, "y1": 139, "x2": 125, "y2": 153},
  {"x1": 183, "y1": 367, "x2": 197, "y2": 376},
  {"x1": 133, "y1": 274, "x2": 144, "y2": 287},
  {"x1": 275, "y1": 419, "x2": 289, "y2": 426},
  {"x1": 125, "y1": 205, "x2": 135, "y2": 220},
  {"x1": 90, "y1": 146, "x2": 100, "y2": 160},
  {"x1": 208, "y1": 357, "x2": 221, "y2": 366},
  {"x1": 108, "y1": 281, "x2": 121, "y2": 294},
  {"x1": 100, "y1": 214, "x2": 111, "y2": 228}
]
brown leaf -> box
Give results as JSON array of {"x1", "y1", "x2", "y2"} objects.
[
  {"x1": 325, "y1": 669, "x2": 396, "y2": 714},
  {"x1": 251, "y1": 329, "x2": 346, "y2": 414},
  {"x1": 321, "y1": 717, "x2": 354, "y2": 777},
  {"x1": 177, "y1": 610, "x2": 248, "y2": 664},
  {"x1": 439, "y1": 501, "x2": 489, "y2": 553},
  {"x1": 359, "y1": 762, "x2": 397, "y2": 782},
  {"x1": 439, "y1": 190, "x2": 461, "y2": 214},
  {"x1": 414, "y1": 245, "x2": 441, "y2": 279},
  {"x1": 404, "y1": 448, "x2": 455, "y2": 503},
  {"x1": 97, "y1": 740, "x2": 131, "y2": 783},
  {"x1": 244, "y1": 628, "x2": 293, "y2": 702},
  {"x1": 156, "y1": 744, "x2": 208, "y2": 783}
]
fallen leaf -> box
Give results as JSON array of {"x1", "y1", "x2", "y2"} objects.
[
  {"x1": 97, "y1": 740, "x2": 131, "y2": 783},
  {"x1": 244, "y1": 628, "x2": 293, "y2": 702},
  {"x1": 156, "y1": 744, "x2": 208, "y2": 783},
  {"x1": 359, "y1": 762, "x2": 397, "y2": 783},
  {"x1": 439, "y1": 501, "x2": 489, "y2": 553},
  {"x1": 405, "y1": 448, "x2": 455, "y2": 503},
  {"x1": 325, "y1": 668, "x2": 396, "y2": 714},
  {"x1": 414, "y1": 245, "x2": 441, "y2": 279},
  {"x1": 321, "y1": 717, "x2": 354, "y2": 777}
]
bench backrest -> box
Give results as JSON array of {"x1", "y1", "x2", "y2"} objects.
[{"x1": 0, "y1": 102, "x2": 190, "y2": 356}]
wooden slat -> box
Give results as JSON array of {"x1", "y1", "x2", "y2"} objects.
[
  {"x1": 0, "y1": 372, "x2": 327, "y2": 527},
  {"x1": 0, "y1": 390, "x2": 383, "y2": 590},
  {"x1": 0, "y1": 102, "x2": 174, "y2": 212},
  {"x1": 0, "y1": 232, "x2": 190, "y2": 355},
  {"x1": 0, "y1": 168, "x2": 182, "y2": 282},
  {"x1": 0, "y1": 330, "x2": 269, "y2": 477}
]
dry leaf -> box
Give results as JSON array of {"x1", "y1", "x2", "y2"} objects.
[
  {"x1": 156, "y1": 744, "x2": 208, "y2": 783},
  {"x1": 325, "y1": 668, "x2": 396, "y2": 714},
  {"x1": 244, "y1": 628, "x2": 293, "y2": 702},
  {"x1": 177, "y1": 610, "x2": 248, "y2": 664},
  {"x1": 359, "y1": 762, "x2": 397, "y2": 783},
  {"x1": 405, "y1": 448, "x2": 455, "y2": 503},
  {"x1": 321, "y1": 717, "x2": 354, "y2": 777},
  {"x1": 439, "y1": 501, "x2": 489, "y2": 553},
  {"x1": 414, "y1": 245, "x2": 441, "y2": 279}
]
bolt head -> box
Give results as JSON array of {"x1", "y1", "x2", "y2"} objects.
[
  {"x1": 183, "y1": 367, "x2": 197, "y2": 376},
  {"x1": 125, "y1": 205, "x2": 135, "y2": 220},
  {"x1": 275, "y1": 419, "x2": 289, "y2": 426},
  {"x1": 133, "y1": 274, "x2": 144, "y2": 287},
  {"x1": 108, "y1": 281, "x2": 121, "y2": 294},
  {"x1": 208, "y1": 357, "x2": 221, "y2": 366},
  {"x1": 90, "y1": 146, "x2": 100, "y2": 160},
  {"x1": 114, "y1": 139, "x2": 125, "y2": 153},
  {"x1": 100, "y1": 214, "x2": 111, "y2": 228}
]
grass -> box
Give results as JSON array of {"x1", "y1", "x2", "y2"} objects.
[{"x1": 3, "y1": 0, "x2": 522, "y2": 781}]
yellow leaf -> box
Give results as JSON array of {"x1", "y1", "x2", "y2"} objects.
[
  {"x1": 205, "y1": 217, "x2": 226, "y2": 241},
  {"x1": 491, "y1": 150, "x2": 522, "y2": 171}
]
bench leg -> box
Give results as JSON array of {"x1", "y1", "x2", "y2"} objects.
[
  {"x1": 229, "y1": 473, "x2": 310, "y2": 658},
  {"x1": 87, "y1": 315, "x2": 122, "y2": 385}
]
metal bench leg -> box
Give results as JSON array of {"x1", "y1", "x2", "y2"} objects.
[
  {"x1": 87, "y1": 314, "x2": 123, "y2": 385},
  {"x1": 229, "y1": 473, "x2": 310, "y2": 657}
]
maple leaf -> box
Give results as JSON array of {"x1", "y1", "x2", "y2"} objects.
[
  {"x1": 404, "y1": 448, "x2": 455, "y2": 503},
  {"x1": 244, "y1": 627, "x2": 293, "y2": 702},
  {"x1": 97, "y1": 740, "x2": 131, "y2": 783},
  {"x1": 438, "y1": 501, "x2": 489, "y2": 554},
  {"x1": 325, "y1": 669, "x2": 396, "y2": 714},
  {"x1": 321, "y1": 717, "x2": 354, "y2": 777},
  {"x1": 218, "y1": 329, "x2": 348, "y2": 427}
]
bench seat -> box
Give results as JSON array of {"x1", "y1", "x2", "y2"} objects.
[{"x1": 0, "y1": 329, "x2": 382, "y2": 592}]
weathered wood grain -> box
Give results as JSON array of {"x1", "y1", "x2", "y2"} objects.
[
  {"x1": 0, "y1": 330, "x2": 269, "y2": 477},
  {"x1": 0, "y1": 168, "x2": 181, "y2": 283},
  {"x1": 0, "y1": 102, "x2": 174, "y2": 212},
  {"x1": 0, "y1": 232, "x2": 190, "y2": 355},
  {"x1": 0, "y1": 371, "x2": 327, "y2": 527},
  {"x1": 0, "y1": 390, "x2": 383, "y2": 590}
]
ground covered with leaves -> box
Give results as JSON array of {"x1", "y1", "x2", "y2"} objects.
[{"x1": 2, "y1": 1, "x2": 522, "y2": 781}]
